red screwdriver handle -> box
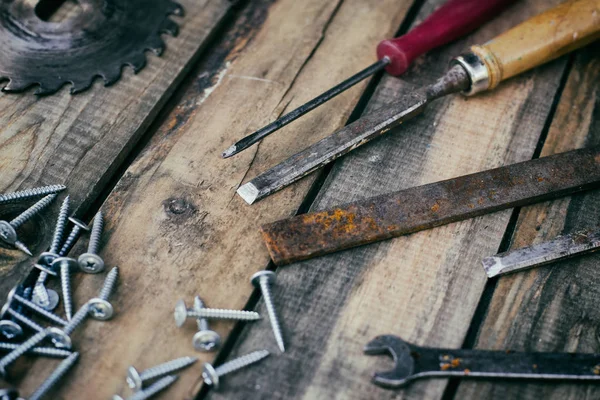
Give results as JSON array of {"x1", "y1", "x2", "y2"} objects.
[{"x1": 377, "y1": 0, "x2": 517, "y2": 76}]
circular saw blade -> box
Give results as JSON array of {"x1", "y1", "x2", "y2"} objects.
[{"x1": 0, "y1": 0, "x2": 184, "y2": 95}]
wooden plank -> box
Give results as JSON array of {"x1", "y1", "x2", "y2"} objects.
[
  {"x1": 16, "y1": 0, "x2": 422, "y2": 398},
  {"x1": 0, "y1": 0, "x2": 233, "y2": 293},
  {"x1": 455, "y1": 43, "x2": 600, "y2": 400},
  {"x1": 207, "y1": 0, "x2": 574, "y2": 398}
]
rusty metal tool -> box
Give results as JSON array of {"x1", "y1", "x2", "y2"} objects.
[
  {"x1": 237, "y1": 0, "x2": 600, "y2": 204},
  {"x1": 222, "y1": 0, "x2": 517, "y2": 158},
  {"x1": 483, "y1": 228, "x2": 600, "y2": 278},
  {"x1": 261, "y1": 147, "x2": 600, "y2": 265},
  {"x1": 365, "y1": 335, "x2": 600, "y2": 389}
]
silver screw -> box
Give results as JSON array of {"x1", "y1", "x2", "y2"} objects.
[
  {"x1": 0, "y1": 342, "x2": 72, "y2": 358},
  {"x1": 115, "y1": 375, "x2": 178, "y2": 400},
  {"x1": 202, "y1": 350, "x2": 270, "y2": 390},
  {"x1": 251, "y1": 271, "x2": 285, "y2": 352},
  {"x1": 0, "y1": 321, "x2": 22, "y2": 340},
  {"x1": 28, "y1": 351, "x2": 79, "y2": 400},
  {"x1": 0, "y1": 194, "x2": 57, "y2": 255},
  {"x1": 54, "y1": 257, "x2": 79, "y2": 321},
  {"x1": 6, "y1": 286, "x2": 68, "y2": 326},
  {"x1": 48, "y1": 303, "x2": 90, "y2": 349},
  {"x1": 192, "y1": 296, "x2": 220, "y2": 352},
  {"x1": 3, "y1": 306, "x2": 44, "y2": 333},
  {"x1": 88, "y1": 266, "x2": 119, "y2": 320},
  {"x1": 78, "y1": 211, "x2": 105, "y2": 273},
  {"x1": 0, "y1": 184, "x2": 66, "y2": 205},
  {"x1": 58, "y1": 217, "x2": 90, "y2": 257},
  {"x1": 0, "y1": 328, "x2": 50, "y2": 376},
  {"x1": 174, "y1": 300, "x2": 260, "y2": 327},
  {"x1": 126, "y1": 356, "x2": 197, "y2": 391}
]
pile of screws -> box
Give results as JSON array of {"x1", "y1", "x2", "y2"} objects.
[{"x1": 0, "y1": 185, "x2": 119, "y2": 399}]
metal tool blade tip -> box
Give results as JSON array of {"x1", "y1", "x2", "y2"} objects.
[
  {"x1": 482, "y1": 256, "x2": 504, "y2": 278},
  {"x1": 237, "y1": 183, "x2": 260, "y2": 205},
  {"x1": 222, "y1": 145, "x2": 237, "y2": 159}
]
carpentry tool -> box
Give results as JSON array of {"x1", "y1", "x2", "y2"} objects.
[
  {"x1": 0, "y1": 0, "x2": 184, "y2": 95},
  {"x1": 483, "y1": 228, "x2": 600, "y2": 278},
  {"x1": 222, "y1": 0, "x2": 517, "y2": 158},
  {"x1": 365, "y1": 335, "x2": 600, "y2": 388},
  {"x1": 261, "y1": 147, "x2": 600, "y2": 265},
  {"x1": 237, "y1": 0, "x2": 600, "y2": 205}
]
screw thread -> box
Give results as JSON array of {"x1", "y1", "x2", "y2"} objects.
[
  {"x1": 139, "y1": 356, "x2": 197, "y2": 382},
  {"x1": 99, "y1": 266, "x2": 119, "y2": 301},
  {"x1": 10, "y1": 194, "x2": 57, "y2": 229},
  {"x1": 187, "y1": 308, "x2": 260, "y2": 321},
  {"x1": 59, "y1": 225, "x2": 83, "y2": 256},
  {"x1": 129, "y1": 375, "x2": 178, "y2": 400},
  {"x1": 0, "y1": 342, "x2": 72, "y2": 358},
  {"x1": 0, "y1": 329, "x2": 49, "y2": 371},
  {"x1": 215, "y1": 350, "x2": 270, "y2": 377},
  {"x1": 193, "y1": 296, "x2": 209, "y2": 331},
  {"x1": 0, "y1": 185, "x2": 66, "y2": 205},
  {"x1": 50, "y1": 196, "x2": 70, "y2": 254},
  {"x1": 259, "y1": 277, "x2": 285, "y2": 352},
  {"x1": 64, "y1": 303, "x2": 90, "y2": 336},
  {"x1": 14, "y1": 293, "x2": 68, "y2": 326},
  {"x1": 7, "y1": 308, "x2": 44, "y2": 333},
  {"x1": 28, "y1": 352, "x2": 79, "y2": 400},
  {"x1": 88, "y1": 211, "x2": 104, "y2": 254},
  {"x1": 60, "y1": 263, "x2": 73, "y2": 321},
  {"x1": 32, "y1": 281, "x2": 50, "y2": 308},
  {"x1": 14, "y1": 286, "x2": 32, "y2": 315}
]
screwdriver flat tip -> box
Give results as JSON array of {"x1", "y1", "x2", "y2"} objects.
[
  {"x1": 222, "y1": 144, "x2": 237, "y2": 159},
  {"x1": 237, "y1": 182, "x2": 260, "y2": 205}
]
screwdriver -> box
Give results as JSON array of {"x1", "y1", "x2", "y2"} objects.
[
  {"x1": 237, "y1": 0, "x2": 600, "y2": 204},
  {"x1": 222, "y1": 0, "x2": 517, "y2": 158}
]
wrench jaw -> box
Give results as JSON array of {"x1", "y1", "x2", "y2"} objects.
[{"x1": 364, "y1": 335, "x2": 416, "y2": 388}]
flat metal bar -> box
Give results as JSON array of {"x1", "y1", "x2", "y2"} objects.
[
  {"x1": 483, "y1": 228, "x2": 600, "y2": 278},
  {"x1": 261, "y1": 147, "x2": 600, "y2": 265}
]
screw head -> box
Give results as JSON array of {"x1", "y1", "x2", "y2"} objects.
[
  {"x1": 126, "y1": 366, "x2": 143, "y2": 390},
  {"x1": 37, "y1": 252, "x2": 58, "y2": 267},
  {"x1": 251, "y1": 270, "x2": 276, "y2": 287},
  {"x1": 88, "y1": 298, "x2": 114, "y2": 321},
  {"x1": 202, "y1": 363, "x2": 219, "y2": 389},
  {"x1": 68, "y1": 217, "x2": 90, "y2": 231},
  {"x1": 34, "y1": 263, "x2": 58, "y2": 277},
  {"x1": 0, "y1": 221, "x2": 17, "y2": 245},
  {"x1": 193, "y1": 330, "x2": 221, "y2": 352},
  {"x1": 77, "y1": 253, "x2": 105, "y2": 274},
  {"x1": 47, "y1": 327, "x2": 72, "y2": 349},
  {"x1": 0, "y1": 321, "x2": 23, "y2": 340},
  {"x1": 174, "y1": 299, "x2": 188, "y2": 328},
  {"x1": 0, "y1": 302, "x2": 12, "y2": 320},
  {"x1": 32, "y1": 288, "x2": 60, "y2": 311},
  {"x1": 51, "y1": 256, "x2": 79, "y2": 272},
  {"x1": 0, "y1": 388, "x2": 18, "y2": 400}
]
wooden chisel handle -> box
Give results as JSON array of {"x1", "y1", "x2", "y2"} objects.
[
  {"x1": 453, "y1": 0, "x2": 600, "y2": 95},
  {"x1": 377, "y1": 0, "x2": 517, "y2": 76}
]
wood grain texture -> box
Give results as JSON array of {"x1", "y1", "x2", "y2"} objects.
[
  {"x1": 455, "y1": 42, "x2": 600, "y2": 400},
  {"x1": 15, "y1": 0, "x2": 422, "y2": 398},
  {"x1": 207, "y1": 0, "x2": 574, "y2": 399},
  {"x1": 0, "y1": 0, "x2": 232, "y2": 294}
]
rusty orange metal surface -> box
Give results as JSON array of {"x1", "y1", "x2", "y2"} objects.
[{"x1": 261, "y1": 147, "x2": 600, "y2": 265}]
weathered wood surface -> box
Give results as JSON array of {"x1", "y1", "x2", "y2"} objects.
[
  {"x1": 456, "y1": 43, "x2": 600, "y2": 400},
  {"x1": 208, "y1": 0, "x2": 576, "y2": 398},
  {"x1": 16, "y1": 0, "x2": 422, "y2": 398},
  {"x1": 0, "y1": 0, "x2": 233, "y2": 294}
]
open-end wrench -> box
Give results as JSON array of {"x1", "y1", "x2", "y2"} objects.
[{"x1": 364, "y1": 335, "x2": 600, "y2": 388}]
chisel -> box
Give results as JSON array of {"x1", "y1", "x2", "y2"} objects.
[
  {"x1": 260, "y1": 147, "x2": 600, "y2": 265},
  {"x1": 237, "y1": 0, "x2": 600, "y2": 205},
  {"x1": 483, "y1": 228, "x2": 600, "y2": 278},
  {"x1": 222, "y1": 0, "x2": 517, "y2": 158}
]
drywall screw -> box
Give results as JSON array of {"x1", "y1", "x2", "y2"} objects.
[
  {"x1": 58, "y1": 217, "x2": 90, "y2": 257},
  {"x1": 126, "y1": 356, "x2": 197, "y2": 391},
  {"x1": 0, "y1": 321, "x2": 22, "y2": 340},
  {"x1": 192, "y1": 296, "x2": 220, "y2": 352},
  {"x1": 32, "y1": 285, "x2": 60, "y2": 312},
  {"x1": 0, "y1": 184, "x2": 65, "y2": 205},
  {"x1": 28, "y1": 351, "x2": 79, "y2": 400},
  {"x1": 0, "y1": 194, "x2": 57, "y2": 255},
  {"x1": 114, "y1": 375, "x2": 179, "y2": 400},
  {"x1": 6, "y1": 286, "x2": 68, "y2": 326},
  {"x1": 54, "y1": 257, "x2": 79, "y2": 321},
  {"x1": 2, "y1": 306, "x2": 44, "y2": 333},
  {"x1": 202, "y1": 350, "x2": 270, "y2": 389},
  {"x1": 88, "y1": 266, "x2": 119, "y2": 320},
  {"x1": 174, "y1": 300, "x2": 260, "y2": 327},
  {"x1": 0, "y1": 342, "x2": 72, "y2": 358},
  {"x1": 252, "y1": 271, "x2": 285, "y2": 352},
  {"x1": 48, "y1": 303, "x2": 90, "y2": 349},
  {"x1": 0, "y1": 328, "x2": 50, "y2": 376},
  {"x1": 78, "y1": 211, "x2": 105, "y2": 273}
]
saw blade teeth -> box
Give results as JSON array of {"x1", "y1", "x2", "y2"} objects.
[
  {"x1": 2, "y1": 78, "x2": 33, "y2": 93},
  {"x1": 101, "y1": 66, "x2": 123, "y2": 87},
  {"x1": 34, "y1": 81, "x2": 66, "y2": 96},
  {"x1": 159, "y1": 18, "x2": 180, "y2": 37},
  {"x1": 69, "y1": 78, "x2": 94, "y2": 95},
  {"x1": 166, "y1": 1, "x2": 185, "y2": 17},
  {"x1": 126, "y1": 53, "x2": 148, "y2": 73},
  {"x1": 145, "y1": 36, "x2": 167, "y2": 56}
]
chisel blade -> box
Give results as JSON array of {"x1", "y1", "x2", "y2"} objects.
[{"x1": 483, "y1": 228, "x2": 600, "y2": 278}]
